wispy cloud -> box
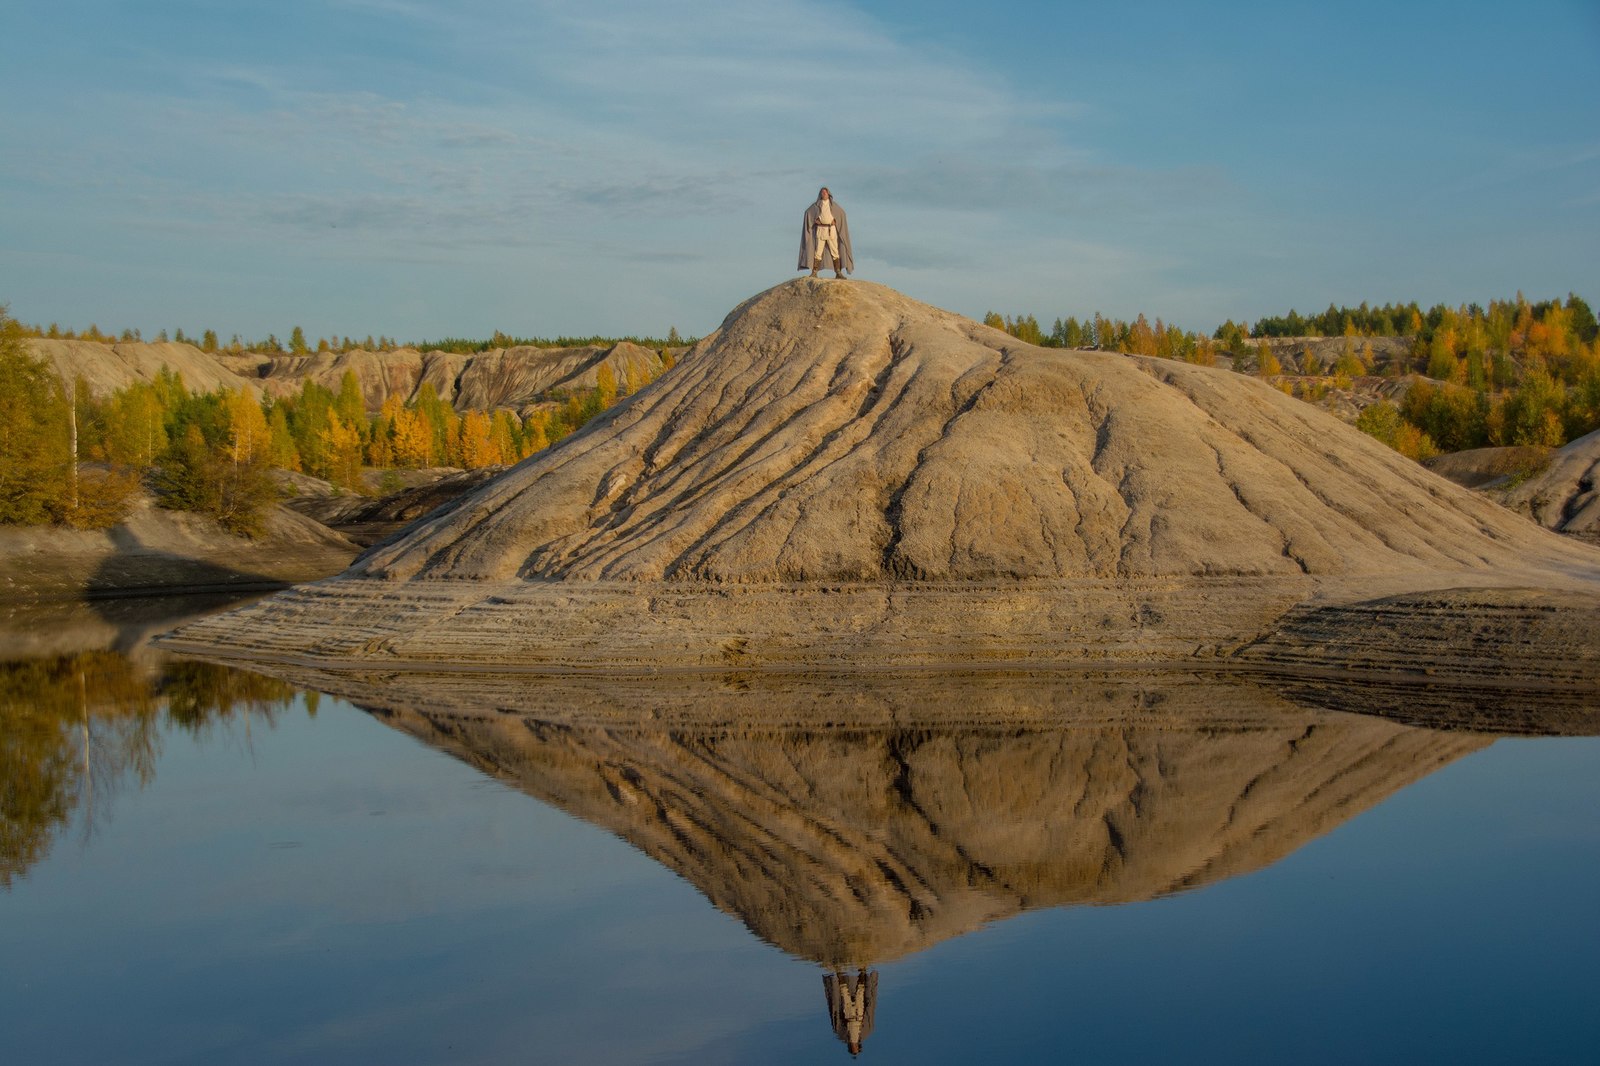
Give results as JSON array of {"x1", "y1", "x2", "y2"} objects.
[{"x1": 0, "y1": 0, "x2": 1251, "y2": 333}]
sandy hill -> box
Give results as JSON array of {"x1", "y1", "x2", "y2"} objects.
[
  {"x1": 354, "y1": 281, "x2": 1561, "y2": 584},
  {"x1": 27, "y1": 338, "x2": 259, "y2": 399},
  {"x1": 0, "y1": 489, "x2": 356, "y2": 600},
  {"x1": 28, "y1": 338, "x2": 667, "y2": 417},
  {"x1": 1, "y1": 488, "x2": 358, "y2": 658},
  {"x1": 1254, "y1": 334, "x2": 1412, "y2": 374},
  {"x1": 1425, "y1": 445, "x2": 1552, "y2": 489},
  {"x1": 1492, "y1": 427, "x2": 1600, "y2": 539},
  {"x1": 237, "y1": 341, "x2": 666, "y2": 416},
  {"x1": 164, "y1": 279, "x2": 1600, "y2": 684}
]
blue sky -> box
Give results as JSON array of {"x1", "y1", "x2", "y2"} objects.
[{"x1": 2, "y1": 0, "x2": 1597, "y2": 342}]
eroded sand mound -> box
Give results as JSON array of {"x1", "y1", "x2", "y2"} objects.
[
  {"x1": 28, "y1": 339, "x2": 258, "y2": 399},
  {"x1": 164, "y1": 279, "x2": 1600, "y2": 675},
  {"x1": 1494, "y1": 427, "x2": 1600, "y2": 539},
  {"x1": 357, "y1": 279, "x2": 1568, "y2": 583},
  {"x1": 250, "y1": 341, "x2": 666, "y2": 416}
]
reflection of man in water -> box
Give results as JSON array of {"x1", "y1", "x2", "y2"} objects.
[
  {"x1": 823, "y1": 969, "x2": 877, "y2": 1056},
  {"x1": 800, "y1": 187, "x2": 853, "y2": 279}
]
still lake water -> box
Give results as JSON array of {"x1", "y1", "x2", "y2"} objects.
[{"x1": 2, "y1": 637, "x2": 1598, "y2": 1064}]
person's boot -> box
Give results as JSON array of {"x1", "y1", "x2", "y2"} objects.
[
  {"x1": 810, "y1": 258, "x2": 821, "y2": 278},
  {"x1": 833, "y1": 257, "x2": 844, "y2": 279}
]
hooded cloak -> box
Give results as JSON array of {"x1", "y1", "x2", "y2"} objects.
[{"x1": 798, "y1": 197, "x2": 854, "y2": 274}]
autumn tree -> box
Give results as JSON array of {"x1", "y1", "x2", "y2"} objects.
[
  {"x1": 458, "y1": 410, "x2": 501, "y2": 469},
  {"x1": 154, "y1": 422, "x2": 276, "y2": 538},
  {"x1": 521, "y1": 410, "x2": 551, "y2": 456},
  {"x1": 1256, "y1": 341, "x2": 1281, "y2": 378},
  {"x1": 266, "y1": 404, "x2": 300, "y2": 471},
  {"x1": 334, "y1": 370, "x2": 366, "y2": 427},
  {"x1": 411, "y1": 383, "x2": 459, "y2": 466},
  {"x1": 1495, "y1": 368, "x2": 1566, "y2": 447},
  {"x1": 0, "y1": 308, "x2": 71, "y2": 523},
  {"x1": 622, "y1": 359, "x2": 648, "y2": 396},
  {"x1": 595, "y1": 364, "x2": 618, "y2": 407},
  {"x1": 1401, "y1": 381, "x2": 1488, "y2": 452},
  {"x1": 321, "y1": 414, "x2": 365, "y2": 488},
  {"x1": 1332, "y1": 347, "x2": 1367, "y2": 379},
  {"x1": 285, "y1": 379, "x2": 336, "y2": 477},
  {"x1": 226, "y1": 388, "x2": 271, "y2": 467},
  {"x1": 1125, "y1": 315, "x2": 1157, "y2": 356},
  {"x1": 390, "y1": 407, "x2": 434, "y2": 467},
  {"x1": 101, "y1": 382, "x2": 167, "y2": 469},
  {"x1": 491, "y1": 409, "x2": 521, "y2": 462}
]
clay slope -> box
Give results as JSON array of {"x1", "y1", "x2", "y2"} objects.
[
  {"x1": 354, "y1": 279, "x2": 1586, "y2": 584},
  {"x1": 0, "y1": 490, "x2": 357, "y2": 603},
  {"x1": 27, "y1": 339, "x2": 258, "y2": 399},
  {"x1": 362, "y1": 686, "x2": 1486, "y2": 966},
  {"x1": 1494, "y1": 427, "x2": 1600, "y2": 538},
  {"x1": 250, "y1": 342, "x2": 666, "y2": 415},
  {"x1": 29, "y1": 338, "x2": 667, "y2": 418}
]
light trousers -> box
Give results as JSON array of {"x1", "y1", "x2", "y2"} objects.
[{"x1": 813, "y1": 226, "x2": 839, "y2": 262}]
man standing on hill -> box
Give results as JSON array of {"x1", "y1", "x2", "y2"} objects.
[{"x1": 799, "y1": 187, "x2": 852, "y2": 279}]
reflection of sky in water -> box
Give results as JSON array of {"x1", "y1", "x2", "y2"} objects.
[{"x1": 2, "y1": 691, "x2": 1598, "y2": 1064}]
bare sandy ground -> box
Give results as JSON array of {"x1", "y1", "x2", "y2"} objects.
[
  {"x1": 1493, "y1": 427, "x2": 1600, "y2": 539},
  {"x1": 0, "y1": 494, "x2": 355, "y2": 602}
]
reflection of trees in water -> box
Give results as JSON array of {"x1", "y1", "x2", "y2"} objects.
[{"x1": 0, "y1": 653, "x2": 301, "y2": 887}]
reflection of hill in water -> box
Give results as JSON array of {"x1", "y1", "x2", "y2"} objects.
[{"x1": 336, "y1": 673, "x2": 1490, "y2": 967}]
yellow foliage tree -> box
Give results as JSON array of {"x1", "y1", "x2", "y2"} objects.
[
  {"x1": 226, "y1": 389, "x2": 271, "y2": 467},
  {"x1": 1126, "y1": 315, "x2": 1157, "y2": 356},
  {"x1": 458, "y1": 410, "x2": 501, "y2": 469},
  {"x1": 441, "y1": 408, "x2": 463, "y2": 466},
  {"x1": 1184, "y1": 337, "x2": 1218, "y2": 367},
  {"x1": 365, "y1": 423, "x2": 393, "y2": 468},
  {"x1": 266, "y1": 405, "x2": 300, "y2": 471},
  {"x1": 491, "y1": 410, "x2": 519, "y2": 464},
  {"x1": 320, "y1": 413, "x2": 364, "y2": 488},
  {"x1": 391, "y1": 407, "x2": 434, "y2": 467},
  {"x1": 595, "y1": 363, "x2": 618, "y2": 406},
  {"x1": 521, "y1": 411, "x2": 550, "y2": 458},
  {"x1": 102, "y1": 383, "x2": 167, "y2": 468},
  {"x1": 379, "y1": 393, "x2": 406, "y2": 424},
  {"x1": 1256, "y1": 342, "x2": 1282, "y2": 377},
  {"x1": 623, "y1": 360, "x2": 648, "y2": 396}
]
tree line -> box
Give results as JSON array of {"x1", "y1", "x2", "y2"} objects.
[
  {"x1": 0, "y1": 306, "x2": 668, "y2": 537},
  {"x1": 1237, "y1": 293, "x2": 1598, "y2": 344},
  {"x1": 983, "y1": 311, "x2": 1221, "y2": 365},
  {"x1": 13, "y1": 320, "x2": 693, "y2": 356},
  {"x1": 984, "y1": 293, "x2": 1600, "y2": 459}
]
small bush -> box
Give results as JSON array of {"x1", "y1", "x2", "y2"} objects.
[{"x1": 63, "y1": 468, "x2": 141, "y2": 530}]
